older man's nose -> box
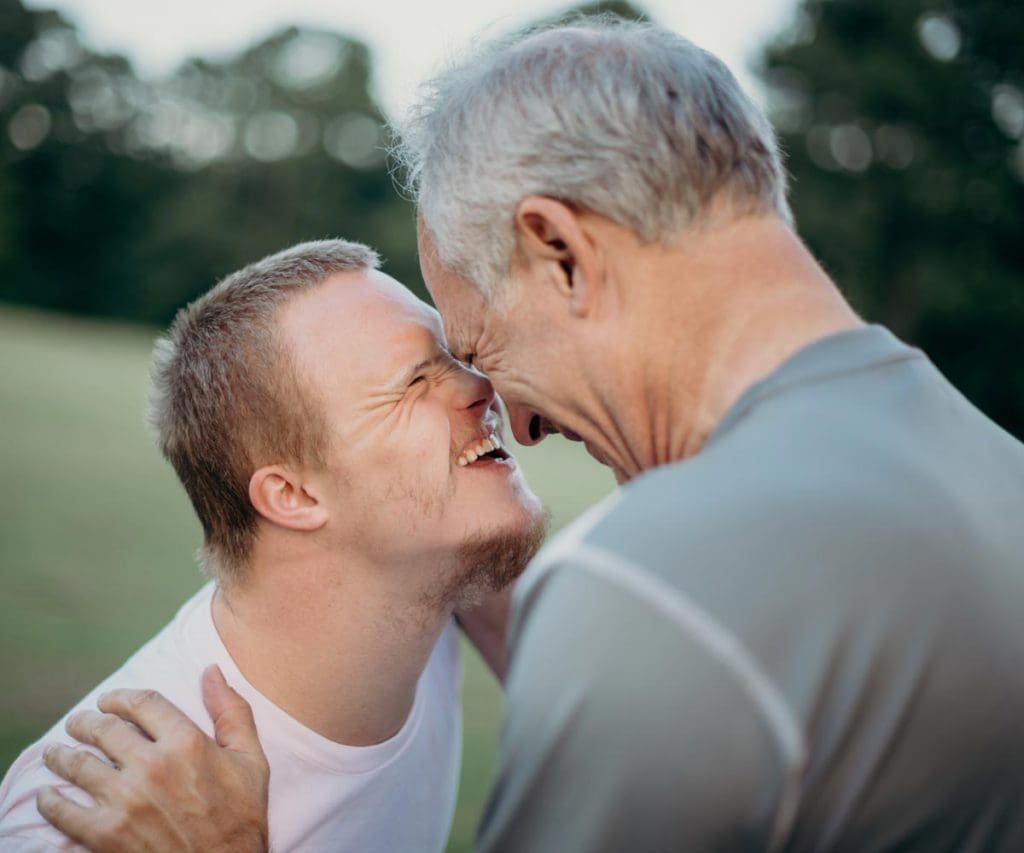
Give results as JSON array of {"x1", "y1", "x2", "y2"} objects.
[{"x1": 507, "y1": 403, "x2": 547, "y2": 446}]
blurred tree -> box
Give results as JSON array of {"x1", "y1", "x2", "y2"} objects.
[
  {"x1": 124, "y1": 26, "x2": 422, "y2": 322},
  {"x1": 762, "y1": 0, "x2": 1024, "y2": 438},
  {"x1": 0, "y1": 0, "x2": 176, "y2": 317},
  {"x1": 0, "y1": 1, "x2": 419, "y2": 325}
]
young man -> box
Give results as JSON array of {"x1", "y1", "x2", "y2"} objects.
[{"x1": 0, "y1": 240, "x2": 546, "y2": 851}]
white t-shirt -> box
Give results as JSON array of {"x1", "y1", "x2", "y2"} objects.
[{"x1": 0, "y1": 582, "x2": 463, "y2": 852}]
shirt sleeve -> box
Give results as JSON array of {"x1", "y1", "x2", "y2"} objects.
[
  {"x1": 0, "y1": 833, "x2": 72, "y2": 852},
  {"x1": 476, "y1": 554, "x2": 795, "y2": 853},
  {"x1": 0, "y1": 752, "x2": 93, "y2": 852}
]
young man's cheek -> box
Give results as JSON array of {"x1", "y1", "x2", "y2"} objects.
[{"x1": 403, "y1": 405, "x2": 457, "y2": 462}]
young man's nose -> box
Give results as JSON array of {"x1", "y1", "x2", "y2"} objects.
[{"x1": 453, "y1": 365, "x2": 495, "y2": 417}]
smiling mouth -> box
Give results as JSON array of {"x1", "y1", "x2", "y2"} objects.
[{"x1": 456, "y1": 432, "x2": 512, "y2": 467}]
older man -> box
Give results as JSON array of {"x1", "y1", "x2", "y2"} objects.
[
  {"x1": 38, "y1": 17, "x2": 1024, "y2": 853},
  {"x1": 0, "y1": 239, "x2": 545, "y2": 851}
]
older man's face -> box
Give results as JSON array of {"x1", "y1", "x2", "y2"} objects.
[
  {"x1": 278, "y1": 269, "x2": 544, "y2": 598},
  {"x1": 418, "y1": 224, "x2": 612, "y2": 472}
]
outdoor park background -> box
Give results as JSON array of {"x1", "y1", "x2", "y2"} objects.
[{"x1": 1, "y1": 0, "x2": 1022, "y2": 849}]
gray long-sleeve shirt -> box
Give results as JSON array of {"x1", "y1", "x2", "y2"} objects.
[{"x1": 479, "y1": 325, "x2": 1024, "y2": 852}]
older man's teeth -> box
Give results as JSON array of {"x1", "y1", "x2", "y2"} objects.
[{"x1": 457, "y1": 434, "x2": 503, "y2": 467}]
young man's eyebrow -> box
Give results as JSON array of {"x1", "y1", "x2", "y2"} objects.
[{"x1": 393, "y1": 351, "x2": 450, "y2": 386}]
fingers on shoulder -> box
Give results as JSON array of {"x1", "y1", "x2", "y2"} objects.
[
  {"x1": 65, "y1": 709, "x2": 126, "y2": 744},
  {"x1": 98, "y1": 687, "x2": 171, "y2": 717},
  {"x1": 98, "y1": 688, "x2": 194, "y2": 740},
  {"x1": 36, "y1": 786, "x2": 127, "y2": 850},
  {"x1": 42, "y1": 744, "x2": 115, "y2": 792}
]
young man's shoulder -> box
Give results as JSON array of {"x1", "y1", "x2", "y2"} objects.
[{"x1": 0, "y1": 584, "x2": 216, "y2": 847}]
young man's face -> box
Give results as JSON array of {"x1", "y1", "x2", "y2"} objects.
[{"x1": 279, "y1": 269, "x2": 545, "y2": 596}]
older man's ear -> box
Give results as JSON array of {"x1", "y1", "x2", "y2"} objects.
[
  {"x1": 513, "y1": 195, "x2": 605, "y2": 320},
  {"x1": 248, "y1": 466, "x2": 328, "y2": 531}
]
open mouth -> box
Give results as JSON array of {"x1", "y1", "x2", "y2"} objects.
[{"x1": 456, "y1": 432, "x2": 512, "y2": 467}]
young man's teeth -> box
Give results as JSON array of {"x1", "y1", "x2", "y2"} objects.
[{"x1": 458, "y1": 434, "x2": 503, "y2": 467}]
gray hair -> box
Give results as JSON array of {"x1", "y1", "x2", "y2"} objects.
[
  {"x1": 149, "y1": 239, "x2": 379, "y2": 585},
  {"x1": 392, "y1": 16, "x2": 792, "y2": 295}
]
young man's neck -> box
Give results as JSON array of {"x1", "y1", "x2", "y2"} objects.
[{"x1": 210, "y1": 543, "x2": 452, "y2": 746}]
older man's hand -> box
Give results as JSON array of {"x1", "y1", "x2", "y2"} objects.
[{"x1": 37, "y1": 665, "x2": 270, "y2": 853}]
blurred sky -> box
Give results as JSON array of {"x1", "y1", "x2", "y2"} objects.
[{"x1": 22, "y1": 0, "x2": 799, "y2": 117}]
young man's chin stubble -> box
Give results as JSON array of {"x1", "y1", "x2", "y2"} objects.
[{"x1": 438, "y1": 509, "x2": 551, "y2": 611}]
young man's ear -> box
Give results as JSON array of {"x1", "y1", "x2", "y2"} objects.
[
  {"x1": 514, "y1": 196, "x2": 603, "y2": 318},
  {"x1": 248, "y1": 465, "x2": 327, "y2": 532}
]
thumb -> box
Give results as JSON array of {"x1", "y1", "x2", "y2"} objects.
[{"x1": 202, "y1": 665, "x2": 264, "y2": 757}]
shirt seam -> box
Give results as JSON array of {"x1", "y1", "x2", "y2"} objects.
[
  {"x1": 553, "y1": 542, "x2": 808, "y2": 852},
  {"x1": 710, "y1": 349, "x2": 922, "y2": 449}
]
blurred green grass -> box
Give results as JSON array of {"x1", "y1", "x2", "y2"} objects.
[{"x1": 0, "y1": 304, "x2": 614, "y2": 852}]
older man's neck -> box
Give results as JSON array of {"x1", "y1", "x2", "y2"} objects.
[
  {"x1": 210, "y1": 547, "x2": 451, "y2": 747},
  {"x1": 630, "y1": 214, "x2": 862, "y2": 469}
]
